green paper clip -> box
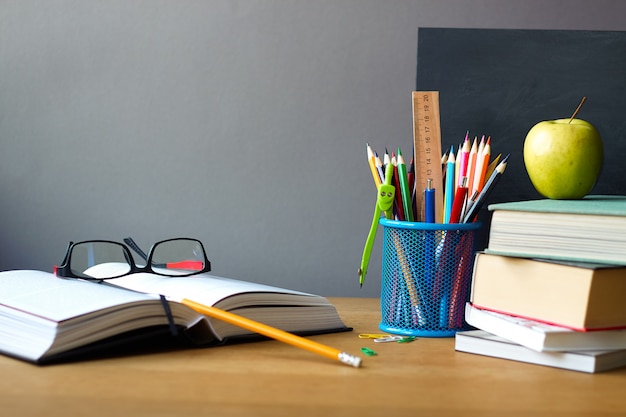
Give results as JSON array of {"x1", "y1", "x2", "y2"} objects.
[{"x1": 360, "y1": 347, "x2": 378, "y2": 356}]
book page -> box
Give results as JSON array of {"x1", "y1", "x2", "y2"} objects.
[
  {"x1": 0, "y1": 270, "x2": 157, "y2": 322},
  {"x1": 85, "y1": 263, "x2": 327, "y2": 309}
]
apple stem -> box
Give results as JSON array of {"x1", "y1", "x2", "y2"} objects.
[{"x1": 569, "y1": 96, "x2": 587, "y2": 123}]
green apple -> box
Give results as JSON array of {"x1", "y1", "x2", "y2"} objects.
[{"x1": 523, "y1": 118, "x2": 603, "y2": 199}]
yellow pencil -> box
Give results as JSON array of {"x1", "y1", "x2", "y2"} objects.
[
  {"x1": 180, "y1": 298, "x2": 362, "y2": 368},
  {"x1": 366, "y1": 143, "x2": 382, "y2": 189}
]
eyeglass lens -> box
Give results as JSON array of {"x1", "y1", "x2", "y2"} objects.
[
  {"x1": 69, "y1": 241, "x2": 132, "y2": 278},
  {"x1": 150, "y1": 239, "x2": 206, "y2": 276}
]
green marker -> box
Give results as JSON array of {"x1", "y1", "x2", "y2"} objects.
[{"x1": 396, "y1": 148, "x2": 414, "y2": 222}]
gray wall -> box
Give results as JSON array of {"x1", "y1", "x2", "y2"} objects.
[{"x1": 1, "y1": 0, "x2": 625, "y2": 297}]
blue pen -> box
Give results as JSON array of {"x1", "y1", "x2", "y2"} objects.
[
  {"x1": 423, "y1": 178, "x2": 437, "y2": 321},
  {"x1": 425, "y1": 178, "x2": 435, "y2": 223}
]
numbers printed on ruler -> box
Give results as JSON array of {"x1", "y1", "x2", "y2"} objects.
[
  {"x1": 413, "y1": 91, "x2": 443, "y2": 222},
  {"x1": 419, "y1": 95, "x2": 436, "y2": 177}
]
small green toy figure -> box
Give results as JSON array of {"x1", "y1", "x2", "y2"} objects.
[{"x1": 358, "y1": 163, "x2": 395, "y2": 287}]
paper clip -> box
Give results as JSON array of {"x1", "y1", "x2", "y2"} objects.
[
  {"x1": 358, "y1": 333, "x2": 390, "y2": 339},
  {"x1": 397, "y1": 336, "x2": 416, "y2": 343},
  {"x1": 360, "y1": 347, "x2": 378, "y2": 356},
  {"x1": 374, "y1": 336, "x2": 417, "y2": 343},
  {"x1": 374, "y1": 336, "x2": 405, "y2": 343}
]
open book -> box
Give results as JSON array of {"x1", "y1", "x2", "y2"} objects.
[{"x1": 0, "y1": 269, "x2": 349, "y2": 364}]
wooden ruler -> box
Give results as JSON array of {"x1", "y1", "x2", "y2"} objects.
[{"x1": 412, "y1": 91, "x2": 443, "y2": 222}]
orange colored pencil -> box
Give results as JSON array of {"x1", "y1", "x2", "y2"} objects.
[
  {"x1": 484, "y1": 153, "x2": 502, "y2": 180},
  {"x1": 476, "y1": 137, "x2": 492, "y2": 193},
  {"x1": 469, "y1": 135, "x2": 486, "y2": 195}
]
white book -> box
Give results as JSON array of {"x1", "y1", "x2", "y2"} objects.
[
  {"x1": 464, "y1": 303, "x2": 626, "y2": 352},
  {"x1": 455, "y1": 330, "x2": 626, "y2": 373},
  {"x1": 0, "y1": 270, "x2": 348, "y2": 364}
]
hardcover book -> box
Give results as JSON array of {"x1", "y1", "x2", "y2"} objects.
[
  {"x1": 455, "y1": 330, "x2": 626, "y2": 373},
  {"x1": 469, "y1": 252, "x2": 626, "y2": 330},
  {"x1": 486, "y1": 195, "x2": 626, "y2": 265},
  {"x1": 465, "y1": 303, "x2": 626, "y2": 352}
]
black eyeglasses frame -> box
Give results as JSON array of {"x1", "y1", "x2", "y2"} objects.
[{"x1": 55, "y1": 237, "x2": 211, "y2": 280}]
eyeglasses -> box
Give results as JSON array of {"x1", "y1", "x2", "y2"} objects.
[{"x1": 54, "y1": 237, "x2": 211, "y2": 280}]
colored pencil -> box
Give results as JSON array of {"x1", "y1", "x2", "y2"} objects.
[
  {"x1": 449, "y1": 176, "x2": 468, "y2": 224},
  {"x1": 443, "y1": 146, "x2": 456, "y2": 223},
  {"x1": 397, "y1": 148, "x2": 414, "y2": 222},
  {"x1": 463, "y1": 154, "x2": 509, "y2": 223},
  {"x1": 366, "y1": 143, "x2": 381, "y2": 189}
]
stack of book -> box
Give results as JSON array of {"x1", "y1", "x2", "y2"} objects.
[{"x1": 454, "y1": 195, "x2": 626, "y2": 373}]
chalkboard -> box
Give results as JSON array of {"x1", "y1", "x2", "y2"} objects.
[{"x1": 416, "y1": 28, "x2": 626, "y2": 248}]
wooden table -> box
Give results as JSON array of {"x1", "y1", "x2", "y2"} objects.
[{"x1": 1, "y1": 298, "x2": 625, "y2": 416}]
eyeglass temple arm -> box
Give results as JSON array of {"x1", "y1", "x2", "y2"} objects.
[
  {"x1": 54, "y1": 241, "x2": 75, "y2": 275},
  {"x1": 123, "y1": 237, "x2": 148, "y2": 261}
]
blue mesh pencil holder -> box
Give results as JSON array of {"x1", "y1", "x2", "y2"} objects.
[{"x1": 379, "y1": 218, "x2": 481, "y2": 337}]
